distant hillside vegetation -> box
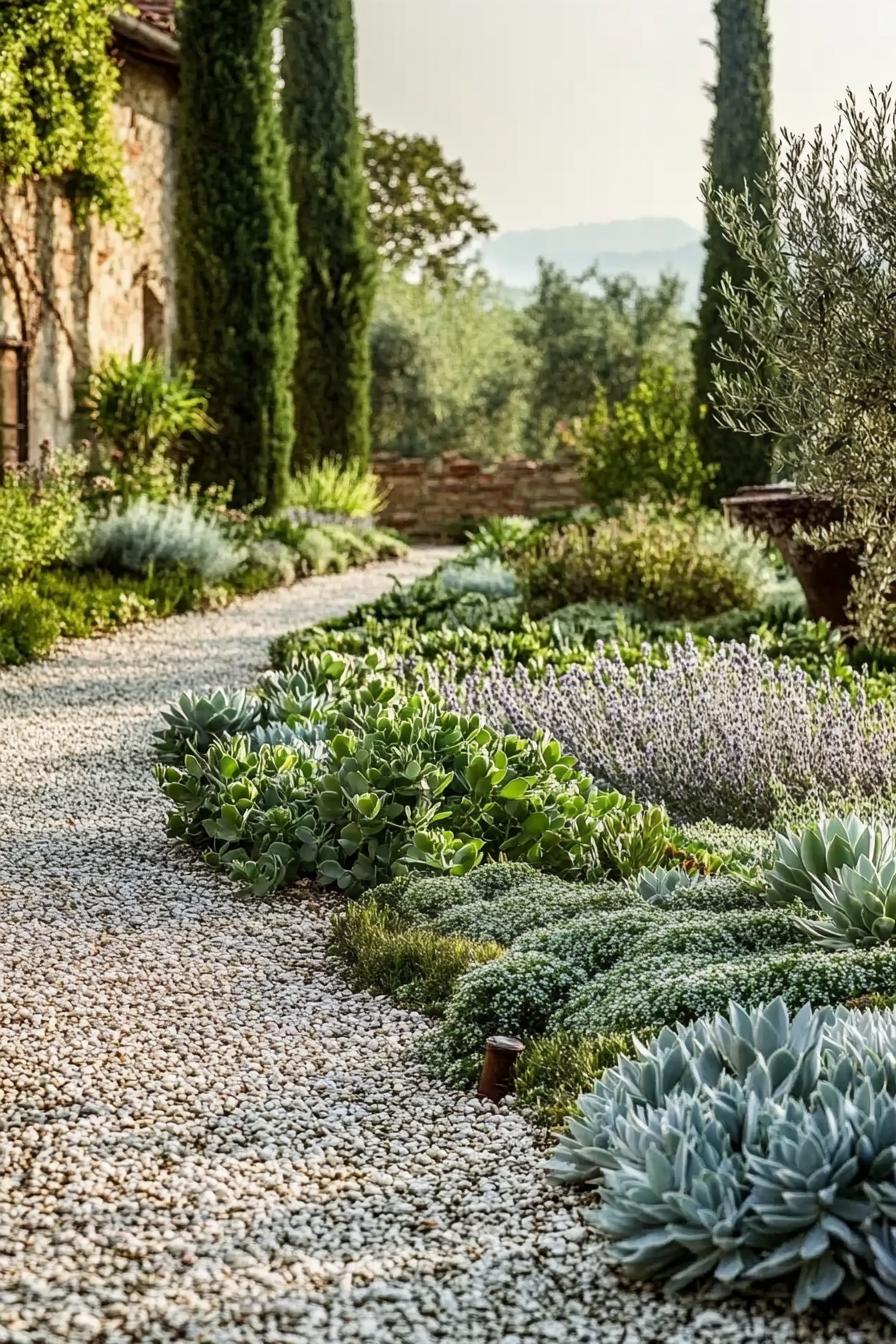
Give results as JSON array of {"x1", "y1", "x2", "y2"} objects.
[{"x1": 480, "y1": 217, "x2": 703, "y2": 307}]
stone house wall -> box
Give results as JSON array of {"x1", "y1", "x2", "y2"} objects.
[
  {"x1": 373, "y1": 453, "x2": 585, "y2": 538},
  {"x1": 0, "y1": 51, "x2": 178, "y2": 466}
]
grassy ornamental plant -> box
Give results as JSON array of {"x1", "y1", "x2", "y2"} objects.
[{"x1": 81, "y1": 354, "x2": 214, "y2": 503}]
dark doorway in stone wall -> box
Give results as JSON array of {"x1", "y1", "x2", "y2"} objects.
[
  {"x1": 0, "y1": 340, "x2": 29, "y2": 472},
  {"x1": 142, "y1": 282, "x2": 166, "y2": 359}
]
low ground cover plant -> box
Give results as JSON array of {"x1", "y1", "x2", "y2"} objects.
[{"x1": 155, "y1": 653, "x2": 686, "y2": 898}]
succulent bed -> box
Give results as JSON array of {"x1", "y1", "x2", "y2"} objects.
[{"x1": 154, "y1": 514, "x2": 896, "y2": 1322}]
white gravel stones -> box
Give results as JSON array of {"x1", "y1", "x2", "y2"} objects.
[{"x1": 0, "y1": 550, "x2": 891, "y2": 1343}]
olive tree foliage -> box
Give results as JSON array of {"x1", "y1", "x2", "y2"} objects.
[{"x1": 706, "y1": 89, "x2": 896, "y2": 645}]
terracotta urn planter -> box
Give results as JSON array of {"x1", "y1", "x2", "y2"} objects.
[{"x1": 722, "y1": 483, "x2": 858, "y2": 628}]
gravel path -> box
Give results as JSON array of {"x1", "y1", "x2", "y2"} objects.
[{"x1": 0, "y1": 549, "x2": 890, "y2": 1344}]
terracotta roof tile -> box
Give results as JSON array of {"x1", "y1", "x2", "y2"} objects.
[{"x1": 131, "y1": 1, "x2": 176, "y2": 33}]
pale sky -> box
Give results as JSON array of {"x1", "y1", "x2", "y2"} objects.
[{"x1": 355, "y1": 0, "x2": 896, "y2": 233}]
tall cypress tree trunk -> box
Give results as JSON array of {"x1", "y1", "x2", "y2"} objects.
[
  {"x1": 176, "y1": 0, "x2": 298, "y2": 511},
  {"x1": 694, "y1": 0, "x2": 772, "y2": 503},
  {"x1": 281, "y1": 0, "x2": 376, "y2": 469}
]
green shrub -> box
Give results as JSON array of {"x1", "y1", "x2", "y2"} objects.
[
  {"x1": 0, "y1": 455, "x2": 84, "y2": 581},
  {"x1": 514, "y1": 504, "x2": 766, "y2": 620},
  {"x1": 0, "y1": 587, "x2": 62, "y2": 666},
  {"x1": 82, "y1": 497, "x2": 246, "y2": 580},
  {"x1": 515, "y1": 1030, "x2": 633, "y2": 1128},
  {"x1": 328, "y1": 898, "x2": 502, "y2": 1014},
  {"x1": 579, "y1": 364, "x2": 713, "y2": 510},
  {"x1": 287, "y1": 457, "x2": 384, "y2": 518}
]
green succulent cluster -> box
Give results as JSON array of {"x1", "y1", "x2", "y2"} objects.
[
  {"x1": 766, "y1": 814, "x2": 895, "y2": 907},
  {"x1": 801, "y1": 854, "x2": 896, "y2": 950},
  {"x1": 155, "y1": 659, "x2": 680, "y2": 898},
  {"x1": 634, "y1": 864, "x2": 706, "y2": 904},
  {"x1": 764, "y1": 816, "x2": 896, "y2": 951},
  {"x1": 549, "y1": 998, "x2": 896, "y2": 1320},
  {"x1": 154, "y1": 688, "x2": 263, "y2": 763}
]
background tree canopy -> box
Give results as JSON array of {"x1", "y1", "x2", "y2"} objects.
[{"x1": 363, "y1": 117, "x2": 497, "y2": 281}]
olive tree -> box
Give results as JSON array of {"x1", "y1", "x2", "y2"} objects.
[{"x1": 705, "y1": 88, "x2": 896, "y2": 644}]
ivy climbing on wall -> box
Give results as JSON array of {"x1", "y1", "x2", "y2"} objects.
[{"x1": 0, "y1": 0, "x2": 132, "y2": 227}]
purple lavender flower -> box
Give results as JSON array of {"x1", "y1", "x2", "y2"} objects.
[{"x1": 460, "y1": 637, "x2": 896, "y2": 827}]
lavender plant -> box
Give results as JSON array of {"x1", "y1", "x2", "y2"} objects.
[{"x1": 459, "y1": 638, "x2": 896, "y2": 827}]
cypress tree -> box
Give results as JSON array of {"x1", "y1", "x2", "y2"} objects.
[
  {"x1": 281, "y1": 0, "x2": 376, "y2": 468},
  {"x1": 176, "y1": 0, "x2": 298, "y2": 510},
  {"x1": 694, "y1": 0, "x2": 772, "y2": 502}
]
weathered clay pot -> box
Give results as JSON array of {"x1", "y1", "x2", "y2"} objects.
[{"x1": 722, "y1": 483, "x2": 858, "y2": 628}]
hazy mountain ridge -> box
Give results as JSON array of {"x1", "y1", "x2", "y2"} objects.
[{"x1": 480, "y1": 217, "x2": 704, "y2": 306}]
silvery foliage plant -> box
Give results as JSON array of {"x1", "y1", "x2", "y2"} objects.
[
  {"x1": 84, "y1": 497, "x2": 247, "y2": 581},
  {"x1": 439, "y1": 558, "x2": 519, "y2": 600},
  {"x1": 456, "y1": 638, "x2": 896, "y2": 827},
  {"x1": 548, "y1": 998, "x2": 896, "y2": 1318}
]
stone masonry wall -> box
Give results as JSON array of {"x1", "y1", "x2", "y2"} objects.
[
  {"x1": 0, "y1": 54, "x2": 178, "y2": 462},
  {"x1": 373, "y1": 453, "x2": 584, "y2": 538}
]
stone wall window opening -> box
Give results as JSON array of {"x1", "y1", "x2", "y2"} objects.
[
  {"x1": 142, "y1": 280, "x2": 166, "y2": 361},
  {"x1": 0, "y1": 339, "x2": 29, "y2": 473}
]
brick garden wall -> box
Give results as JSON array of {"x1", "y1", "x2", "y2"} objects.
[{"x1": 373, "y1": 453, "x2": 584, "y2": 538}]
